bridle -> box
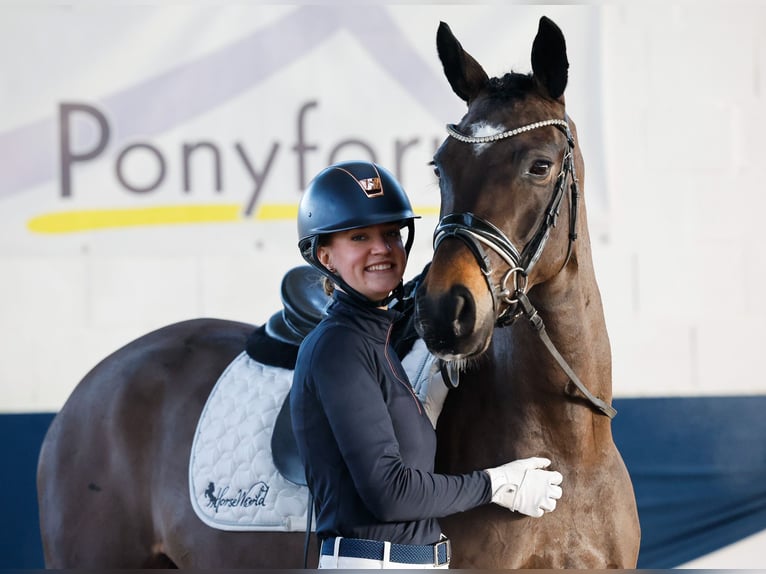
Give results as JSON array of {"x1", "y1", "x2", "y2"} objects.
[{"x1": 433, "y1": 117, "x2": 616, "y2": 418}]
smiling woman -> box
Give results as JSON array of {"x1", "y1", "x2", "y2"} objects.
[{"x1": 291, "y1": 160, "x2": 563, "y2": 569}]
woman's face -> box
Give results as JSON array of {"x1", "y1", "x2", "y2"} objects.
[{"x1": 318, "y1": 222, "x2": 406, "y2": 302}]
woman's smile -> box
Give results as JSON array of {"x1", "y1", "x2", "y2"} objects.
[{"x1": 366, "y1": 262, "x2": 395, "y2": 272}]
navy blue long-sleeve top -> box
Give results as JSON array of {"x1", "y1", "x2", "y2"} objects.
[{"x1": 290, "y1": 291, "x2": 491, "y2": 545}]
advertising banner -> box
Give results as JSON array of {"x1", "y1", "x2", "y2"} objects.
[{"x1": 0, "y1": 5, "x2": 602, "y2": 411}]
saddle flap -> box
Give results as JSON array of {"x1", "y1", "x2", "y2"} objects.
[{"x1": 271, "y1": 390, "x2": 308, "y2": 487}]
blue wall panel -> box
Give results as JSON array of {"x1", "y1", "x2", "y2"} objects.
[
  {"x1": 0, "y1": 413, "x2": 53, "y2": 569},
  {"x1": 3, "y1": 396, "x2": 765, "y2": 568},
  {"x1": 612, "y1": 395, "x2": 766, "y2": 568}
]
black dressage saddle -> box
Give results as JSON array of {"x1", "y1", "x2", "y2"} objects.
[{"x1": 262, "y1": 266, "x2": 329, "y2": 487}]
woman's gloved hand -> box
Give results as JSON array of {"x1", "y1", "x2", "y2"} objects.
[{"x1": 485, "y1": 457, "x2": 563, "y2": 517}]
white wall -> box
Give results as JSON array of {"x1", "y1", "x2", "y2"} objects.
[
  {"x1": 595, "y1": 4, "x2": 766, "y2": 398},
  {"x1": 598, "y1": 6, "x2": 766, "y2": 567},
  {"x1": 1, "y1": 4, "x2": 764, "y2": 406}
]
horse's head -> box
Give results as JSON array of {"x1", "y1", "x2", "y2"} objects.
[{"x1": 416, "y1": 16, "x2": 581, "y2": 362}]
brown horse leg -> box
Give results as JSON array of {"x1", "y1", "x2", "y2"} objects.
[{"x1": 37, "y1": 401, "x2": 163, "y2": 567}]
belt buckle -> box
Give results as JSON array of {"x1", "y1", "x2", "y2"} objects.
[{"x1": 433, "y1": 539, "x2": 450, "y2": 566}]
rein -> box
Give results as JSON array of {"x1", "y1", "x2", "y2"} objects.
[{"x1": 436, "y1": 117, "x2": 615, "y2": 418}]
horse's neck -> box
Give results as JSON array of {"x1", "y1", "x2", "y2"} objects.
[
  {"x1": 497, "y1": 150, "x2": 612, "y2": 412},
  {"x1": 527, "y1": 246, "x2": 611, "y2": 399},
  {"x1": 483, "y1": 245, "x2": 613, "y2": 449}
]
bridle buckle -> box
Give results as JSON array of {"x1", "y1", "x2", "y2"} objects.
[{"x1": 500, "y1": 267, "x2": 528, "y2": 304}]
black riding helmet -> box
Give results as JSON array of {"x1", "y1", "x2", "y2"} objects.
[{"x1": 297, "y1": 161, "x2": 419, "y2": 307}]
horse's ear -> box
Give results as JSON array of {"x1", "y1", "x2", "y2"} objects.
[
  {"x1": 531, "y1": 16, "x2": 569, "y2": 100},
  {"x1": 437, "y1": 21, "x2": 489, "y2": 104}
]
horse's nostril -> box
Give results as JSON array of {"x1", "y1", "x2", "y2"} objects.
[
  {"x1": 451, "y1": 318, "x2": 462, "y2": 337},
  {"x1": 452, "y1": 296, "x2": 465, "y2": 336},
  {"x1": 417, "y1": 283, "x2": 478, "y2": 353},
  {"x1": 450, "y1": 286, "x2": 475, "y2": 338}
]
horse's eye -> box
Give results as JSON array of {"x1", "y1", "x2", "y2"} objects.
[
  {"x1": 529, "y1": 160, "x2": 552, "y2": 177},
  {"x1": 429, "y1": 160, "x2": 441, "y2": 179}
]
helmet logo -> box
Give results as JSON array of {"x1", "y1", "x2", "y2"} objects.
[
  {"x1": 335, "y1": 167, "x2": 385, "y2": 198},
  {"x1": 358, "y1": 177, "x2": 383, "y2": 198}
]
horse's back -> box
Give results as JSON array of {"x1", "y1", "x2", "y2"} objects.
[{"x1": 37, "y1": 318, "x2": 253, "y2": 567}]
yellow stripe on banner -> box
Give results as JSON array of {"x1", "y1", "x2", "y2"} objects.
[
  {"x1": 256, "y1": 204, "x2": 298, "y2": 220},
  {"x1": 414, "y1": 206, "x2": 441, "y2": 217},
  {"x1": 26, "y1": 203, "x2": 441, "y2": 234},
  {"x1": 27, "y1": 205, "x2": 239, "y2": 234}
]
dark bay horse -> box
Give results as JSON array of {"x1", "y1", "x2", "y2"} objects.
[
  {"x1": 36, "y1": 317, "x2": 316, "y2": 568},
  {"x1": 415, "y1": 18, "x2": 640, "y2": 568},
  {"x1": 37, "y1": 17, "x2": 639, "y2": 569}
]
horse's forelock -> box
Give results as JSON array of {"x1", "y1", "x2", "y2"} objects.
[{"x1": 485, "y1": 72, "x2": 535, "y2": 101}]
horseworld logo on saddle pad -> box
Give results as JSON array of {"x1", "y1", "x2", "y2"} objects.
[
  {"x1": 203, "y1": 480, "x2": 269, "y2": 513},
  {"x1": 189, "y1": 352, "x2": 312, "y2": 532}
]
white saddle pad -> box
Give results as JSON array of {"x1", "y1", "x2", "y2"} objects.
[
  {"x1": 189, "y1": 351, "x2": 309, "y2": 531},
  {"x1": 189, "y1": 340, "x2": 441, "y2": 532}
]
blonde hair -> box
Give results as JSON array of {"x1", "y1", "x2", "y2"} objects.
[{"x1": 317, "y1": 234, "x2": 336, "y2": 296}]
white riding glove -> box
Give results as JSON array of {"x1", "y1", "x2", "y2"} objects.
[{"x1": 485, "y1": 457, "x2": 563, "y2": 517}]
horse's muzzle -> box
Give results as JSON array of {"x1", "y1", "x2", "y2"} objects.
[{"x1": 415, "y1": 283, "x2": 493, "y2": 360}]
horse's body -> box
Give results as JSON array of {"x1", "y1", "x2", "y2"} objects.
[
  {"x1": 37, "y1": 16, "x2": 639, "y2": 569},
  {"x1": 37, "y1": 318, "x2": 313, "y2": 568},
  {"x1": 416, "y1": 18, "x2": 639, "y2": 568}
]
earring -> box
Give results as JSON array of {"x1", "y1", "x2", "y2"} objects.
[{"x1": 327, "y1": 266, "x2": 336, "y2": 273}]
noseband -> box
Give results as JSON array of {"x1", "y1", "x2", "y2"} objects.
[{"x1": 434, "y1": 117, "x2": 616, "y2": 418}]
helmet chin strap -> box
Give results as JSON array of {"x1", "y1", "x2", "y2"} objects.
[
  {"x1": 340, "y1": 280, "x2": 405, "y2": 309},
  {"x1": 319, "y1": 263, "x2": 403, "y2": 309}
]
